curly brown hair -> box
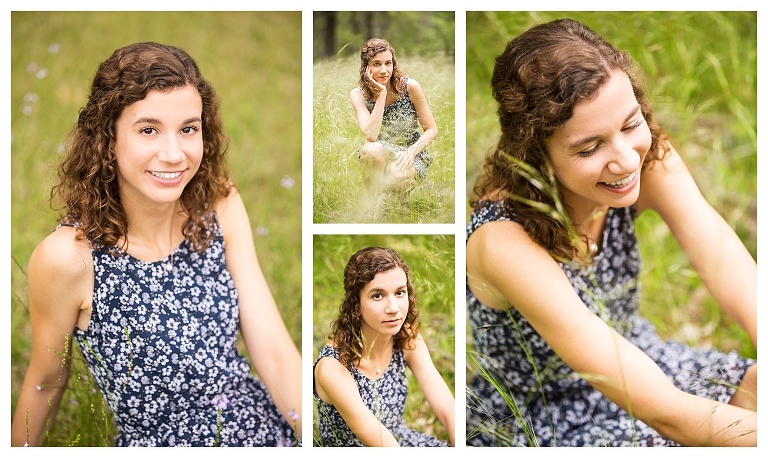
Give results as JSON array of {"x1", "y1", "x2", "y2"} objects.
[
  {"x1": 329, "y1": 247, "x2": 421, "y2": 368},
  {"x1": 52, "y1": 41, "x2": 231, "y2": 253},
  {"x1": 471, "y1": 18, "x2": 669, "y2": 260},
  {"x1": 358, "y1": 38, "x2": 406, "y2": 101}
]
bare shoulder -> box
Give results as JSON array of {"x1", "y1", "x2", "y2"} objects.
[
  {"x1": 467, "y1": 217, "x2": 555, "y2": 310},
  {"x1": 402, "y1": 333, "x2": 428, "y2": 362},
  {"x1": 405, "y1": 78, "x2": 425, "y2": 95},
  {"x1": 28, "y1": 225, "x2": 93, "y2": 317},
  {"x1": 314, "y1": 349, "x2": 354, "y2": 401},
  {"x1": 406, "y1": 78, "x2": 421, "y2": 88},
  {"x1": 637, "y1": 143, "x2": 695, "y2": 213},
  {"x1": 467, "y1": 217, "x2": 532, "y2": 261},
  {"x1": 30, "y1": 225, "x2": 92, "y2": 280},
  {"x1": 350, "y1": 86, "x2": 363, "y2": 101},
  {"x1": 315, "y1": 342, "x2": 345, "y2": 375},
  {"x1": 214, "y1": 186, "x2": 248, "y2": 233},
  {"x1": 214, "y1": 185, "x2": 243, "y2": 215}
]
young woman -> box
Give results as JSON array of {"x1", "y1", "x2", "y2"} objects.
[
  {"x1": 314, "y1": 247, "x2": 455, "y2": 446},
  {"x1": 466, "y1": 18, "x2": 756, "y2": 446},
  {"x1": 11, "y1": 42, "x2": 301, "y2": 447},
  {"x1": 350, "y1": 38, "x2": 438, "y2": 215}
]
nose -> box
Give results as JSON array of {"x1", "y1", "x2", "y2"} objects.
[
  {"x1": 157, "y1": 136, "x2": 184, "y2": 163},
  {"x1": 606, "y1": 140, "x2": 639, "y2": 175},
  {"x1": 385, "y1": 299, "x2": 400, "y2": 314}
]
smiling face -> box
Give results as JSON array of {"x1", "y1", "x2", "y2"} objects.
[
  {"x1": 545, "y1": 70, "x2": 652, "y2": 220},
  {"x1": 113, "y1": 84, "x2": 204, "y2": 211},
  {"x1": 367, "y1": 50, "x2": 393, "y2": 86},
  {"x1": 359, "y1": 267, "x2": 409, "y2": 341}
]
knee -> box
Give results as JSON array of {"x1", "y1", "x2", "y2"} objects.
[{"x1": 359, "y1": 142, "x2": 387, "y2": 164}]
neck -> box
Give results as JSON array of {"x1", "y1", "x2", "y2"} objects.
[
  {"x1": 123, "y1": 200, "x2": 182, "y2": 254},
  {"x1": 361, "y1": 328, "x2": 393, "y2": 359},
  {"x1": 567, "y1": 204, "x2": 608, "y2": 260}
]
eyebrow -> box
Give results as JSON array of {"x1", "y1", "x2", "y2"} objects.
[
  {"x1": 566, "y1": 104, "x2": 641, "y2": 150},
  {"x1": 367, "y1": 285, "x2": 407, "y2": 293},
  {"x1": 132, "y1": 116, "x2": 202, "y2": 126}
]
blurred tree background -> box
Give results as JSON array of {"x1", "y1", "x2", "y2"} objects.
[{"x1": 313, "y1": 11, "x2": 455, "y2": 60}]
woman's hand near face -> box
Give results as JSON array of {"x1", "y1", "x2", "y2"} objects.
[{"x1": 366, "y1": 66, "x2": 387, "y2": 98}]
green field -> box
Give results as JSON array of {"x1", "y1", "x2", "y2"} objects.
[
  {"x1": 312, "y1": 234, "x2": 455, "y2": 444},
  {"x1": 466, "y1": 11, "x2": 757, "y2": 445},
  {"x1": 10, "y1": 11, "x2": 302, "y2": 446},
  {"x1": 313, "y1": 54, "x2": 456, "y2": 224}
]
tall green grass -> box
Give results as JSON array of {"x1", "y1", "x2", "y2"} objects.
[
  {"x1": 466, "y1": 11, "x2": 757, "y2": 445},
  {"x1": 312, "y1": 234, "x2": 455, "y2": 445},
  {"x1": 313, "y1": 55, "x2": 455, "y2": 224},
  {"x1": 11, "y1": 11, "x2": 302, "y2": 446}
]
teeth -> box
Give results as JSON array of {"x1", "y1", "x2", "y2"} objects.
[
  {"x1": 604, "y1": 171, "x2": 635, "y2": 188},
  {"x1": 151, "y1": 171, "x2": 181, "y2": 180}
]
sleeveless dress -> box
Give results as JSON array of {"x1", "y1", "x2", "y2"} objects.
[
  {"x1": 361, "y1": 77, "x2": 433, "y2": 181},
  {"x1": 313, "y1": 345, "x2": 448, "y2": 447},
  {"x1": 69, "y1": 214, "x2": 298, "y2": 446},
  {"x1": 466, "y1": 200, "x2": 754, "y2": 447}
]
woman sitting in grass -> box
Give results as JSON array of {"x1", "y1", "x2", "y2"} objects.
[
  {"x1": 466, "y1": 18, "x2": 756, "y2": 446},
  {"x1": 314, "y1": 247, "x2": 455, "y2": 446},
  {"x1": 350, "y1": 38, "x2": 438, "y2": 218},
  {"x1": 11, "y1": 42, "x2": 301, "y2": 447}
]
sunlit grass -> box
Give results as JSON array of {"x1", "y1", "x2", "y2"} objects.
[
  {"x1": 11, "y1": 11, "x2": 302, "y2": 446},
  {"x1": 465, "y1": 11, "x2": 757, "y2": 445},
  {"x1": 312, "y1": 234, "x2": 455, "y2": 445},
  {"x1": 313, "y1": 55, "x2": 455, "y2": 224}
]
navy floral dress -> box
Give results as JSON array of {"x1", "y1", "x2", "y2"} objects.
[
  {"x1": 466, "y1": 200, "x2": 754, "y2": 447},
  {"x1": 361, "y1": 77, "x2": 433, "y2": 181},
  {"x1": 70, "y1": 214, "x2": 297, "y2": 446},
  {"x1": 314, "y1": 345, "x2": 448, "y2": 447}
]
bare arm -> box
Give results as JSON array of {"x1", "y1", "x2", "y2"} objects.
[
  {"x1": 394, "y1": 79, "x2": 438, "y2": 171},
  {"x1": 404, "y1": 334, "x2": 455, "y2": 445},
  {"x1": 217, "y1": 190, "x2": 302, "y2": 436},
  {"x1": 351, "y1": 68, "x2": 387, "y2": 142},
  {"x1": 314, "y1": 355, "x2": 400, "y2": 446},
  {"x1": 11, "y1": 227, "x2": 92, "y2": 446},
  {"x1": 637, "y1": 145, "x2": 757, "y2": 347},
  {"x1": 467, "y1": 220, "x2": 756, "y2": 446}
]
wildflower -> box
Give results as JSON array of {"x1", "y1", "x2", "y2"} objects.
[
  {"x1": 256, "y1": 227, "x2": 269, "y2": 236},
  {"x1": 48, "y1": 43, "x2": 61, "y2": 54},
  {"x1": 210, "y1": 394, "x2": 229, "y2": 410},
  {"x1": 280, "y1": 175, "x2": 295, "y2": 189}
]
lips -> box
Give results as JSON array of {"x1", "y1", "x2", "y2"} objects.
[
  {"x1": 603, "y1": 171, "x2": 636, "y2": 188},
  {"x1": 150, "y1": 171, "x2": 182, "y2": 180},
  {"x1": 147, "y1": 169, "x2": 186, "y2": 187},
  {"x1": 599, "y1": 170, "x2": 638, "y2": 194}
]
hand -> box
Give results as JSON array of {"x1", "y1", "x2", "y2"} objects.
[
  {"x1": 394, "y1": 149, "x2": 414, "y2": 171},
  {"x1": 366, "y1": 66, "x2": 387, "y2": 96}
]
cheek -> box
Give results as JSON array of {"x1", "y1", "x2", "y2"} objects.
[
  {"x1": 188, "y1": 140, "x2": 205, "y2": 164},
  {"x1": 639, "y1": 126, "x2": 653, "y2": 154}
]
